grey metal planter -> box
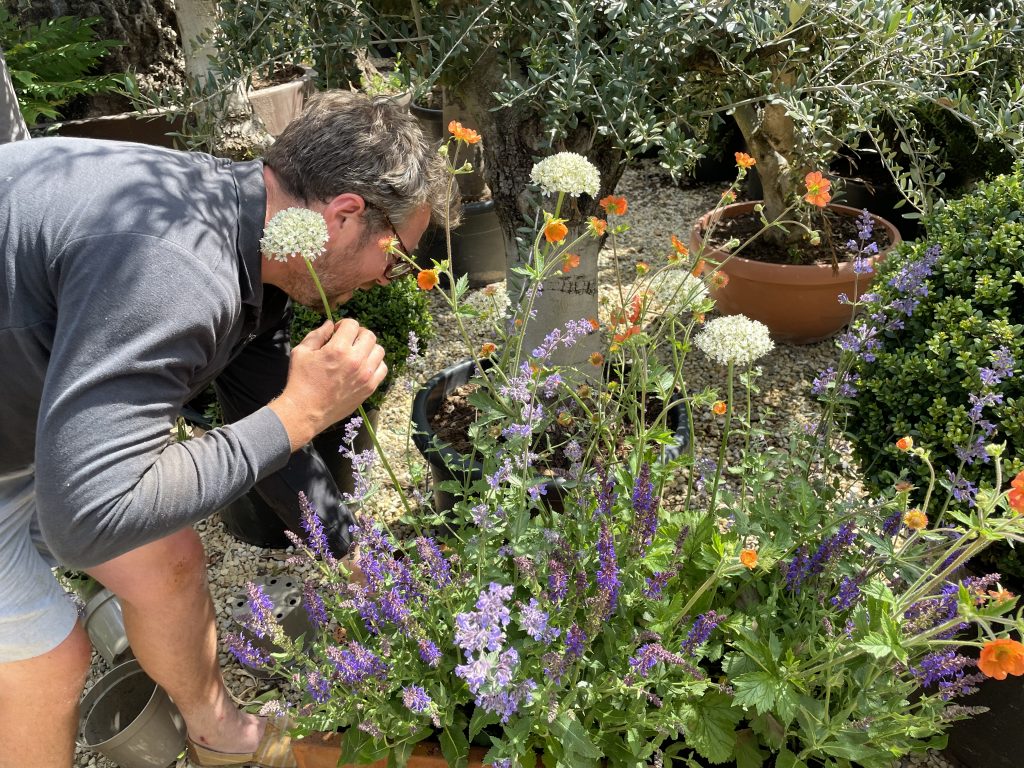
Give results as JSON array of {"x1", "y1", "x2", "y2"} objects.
[{"x1": 83, "y1": 587, "x2": 132, "y2": 665}]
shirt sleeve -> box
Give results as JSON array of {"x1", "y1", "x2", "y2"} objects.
[
  {"x1": 33, "y1": 233, "x2": 292, "y2": 568},
  {"x1": 213, "y1": 296, "x2": 354, "y2": 555}
]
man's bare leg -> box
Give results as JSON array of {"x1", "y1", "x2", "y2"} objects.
[
  {"x1": 0, "y1": 623, "x2": 92, "y2": 768},
  {"x1": 86, "y1": 528, "x2": 264, "y2": 753}
]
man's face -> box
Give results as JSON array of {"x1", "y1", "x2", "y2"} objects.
[{"x1": 289, "y1": 203, "x2": 431, "y2": 309}]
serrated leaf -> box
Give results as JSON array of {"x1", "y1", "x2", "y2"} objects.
[
  {"x1": 439, "y1": 725, "x2": 470, "y2": 768},
  {"x1": 732, "y1": 670, "x2": 779, "y2": 715},
  {"x1": 856, "y1": 631, "x2": 897, "y2": 659},
  {"x1": 550, "y1": 714, "x2": 603, "y2": 760},
  {"x1": 682, "y1": 692, "x2": 743, "y2": 764},
  {"x1": 735, "y1": 728, "x2": 767, "y2": 768}
]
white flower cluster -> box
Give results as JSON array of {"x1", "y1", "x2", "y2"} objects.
[
  {"x1": 695, "y1": 314, "x2": 775, "y2": 367},
  {"x1": 530, "y1": 152, "x2": 601, "y2": 198},
  {"x1": 260, "y1": 207, "x2": 329, "y2": 262},
  {"x1": 647, "y1": 270, "x2": 710, "y2": 315}
]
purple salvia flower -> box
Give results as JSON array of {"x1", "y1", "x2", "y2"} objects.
[
  {"x1": 630, "y1": 462, "x2": 658, "y2": 556},
  {"x1": 244, "y1": 582, "x2": 277, "y2": 639},
  {"x1": 565, "y1": 624, "x2": 585, "y2": 658},
  {"x1": 402, "y1": 685, "x2": 433, "y2": 713},
  {"x1": 305, "y1": 670, "x2": 331, "y2": 703},
  {"x1": 945, "y1": 470, "x2": 978, "y2": 507},
  {"x1": 594, "y1": 464, "x2": 617, "y2": 519},
  {"x1": 416, "y1": 537, "x2": 453, "y2": 587},
  {"x1": 547, "y1": 558, "x2": 568, "y2": 603},
  {"x1": 418, "y1": 639, "x2": 442, "y2": 667},
  {"x1": 303, "y1": 581, "x2": 329, "y2": 627},
  {"x1": 681, "y1": 611, "x2": 725, "y2": 655},
  {"x1": 644, "y1": 570, "x2": 674, "y2": 599},
  {"x1": 326, "y1": 643, "x2": 388, "y2": 686},
  {"x1": 298, "y1": 492, "x2": 336, "y2": 565},
  {"x1": 564, "y1": 440, "x2": 583, "y2": 463},
  {"x1": 882, "y1": 510, "x2": 903, "y2": 537},
  {"x1": 518, "y1": 598, "x2": 558, "y2": 643},
  {"x1": 225, "y1": 631, "x2": 271, "y2": 669},
  {"x1": 830, "y1": 576, "x2": 862, "y2": 611},
  {"x1": 596, "y1": 518, "x2": 620, "y2": 618}
]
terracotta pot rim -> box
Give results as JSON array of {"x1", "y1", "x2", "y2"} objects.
[{"x1": 692, "y1": 200, "x2": 901, "y2": 285}]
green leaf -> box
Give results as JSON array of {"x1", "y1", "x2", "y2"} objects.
[
  {"x1": 732, "y1": 670, "x2": 779, "y2": 715},
  {"x1": 855, "y1": 631, "x2": 898, "y2": 659},
  {"x1": 549, "y1": 714, "x2": 603, "y2": 760},
  {"x1": 469, "y1": 708, "x2": 500, "y2": 740},
  {"x1": 774, "y1": 748, "x2": 807, "y2": 768},
  {"x1": 439, "y1": 725, "x2": 470, "y2": 768},
  {"x1": 682, "y1": 692, "x2": 743, "y2": 764},
  {"x1": 734, "y1": 728, "x2": 767, "y2": 768}
]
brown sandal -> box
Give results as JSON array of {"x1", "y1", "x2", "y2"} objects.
[{"x1": 185, "y1": 715, "x2": 296, "y2": 768}]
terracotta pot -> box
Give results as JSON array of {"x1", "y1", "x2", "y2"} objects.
[
  {"x1": 292, "y1": 732, "x2": 489, "y2": 768},
  {"x1": 690, "y1": 201, "x2": 901, "y2": 344},
  {"x1": 248, "y1": 66, "x2": 317, "y2": 137}
]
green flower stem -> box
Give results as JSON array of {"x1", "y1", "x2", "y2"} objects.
[
  {"x1": 305, "y1": 257, "x2": 334, "y2": 322},
  {"x1": 676, "y1": 554, "x2": 729, "y2": 625},
  {"x1": 708, "y1": 360, "x2": 735, "y2": 513}
]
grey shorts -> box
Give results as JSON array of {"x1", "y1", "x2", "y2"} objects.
[{"x1": 0, "y1": 467, "x2": 79, "y2": 662}]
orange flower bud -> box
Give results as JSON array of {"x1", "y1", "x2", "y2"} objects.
[
  {"x1": 416, "y1": 269, "x2": 439, "y2": 291},
  {"x1": 896, "y1": 436, "x2": 914, "y2": 452},
  {"x1": 670, "y1": 235, "x2": 689, "y2": 258},
  {"x1": 894, "y1": 480, "x2": 914, "y2": 493},
  {"x1": 721, "y1": 190, "x2": 737, "y2": 203},
  {"x1": 589, "y1": 217, "x2": 608, "y2": 237},
  {"x1": 479, "y1": 342, "x2": 497, "y2": 357},
  {"x1": 635, "y1": 261, "x2": 650, "y2": 275},
  {"x1": 691, "y1": 258, "x2": 706, "y2": 277},
  {"x1": 712, "y1": 400, "x2": 727, "y2": 416},
  {"x1": 561, "y1": 253, "x2": 581, "y2": 274},
  {"x1": 544, "y1": 219, "x2": 569, "y2": 244},
  {"x1": 1009, "y1": 469, "x2": 1024, "y2": 514},
  {"x1": 739, "y1": 548, "x2": 758, "y2": 569}
]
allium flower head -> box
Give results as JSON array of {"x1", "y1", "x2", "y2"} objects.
[
  {"x1": 530, "y1": 152, "x2": 601, "y2": 198},
  {"x1": 695, "y1": 315, "x2": 775, "y2": 366},
  {"x1": 260, "y1": 207, "x2": 329, "y2": 262}
]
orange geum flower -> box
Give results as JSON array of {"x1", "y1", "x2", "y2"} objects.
[
  {"x1": 416, "y1": 269, "x2": 439, "y2": 291},
  {"x1": 721, "y1": 189, "x2": 737, "y2": 204},
  {"x1": 479, "y1": 342, "x2": 497, "y2": 357},
  {"x1": 586, "y1": 317, "x2": 600, "y2": 331},
  {"x1": 448, "y1": 120, "x2": 481, "y2": 144},
  {"x1": 896, "y1": 436, "x2": 914, "y2": 452},
  {"x1": 613, "y1": 325, "x2": 641, "y2": 343},
  {"x1": 589, "y1": 217, "x2": 608, "y2": 237},
  {"x1": 712, "y1": 400, "x2": 727, "y2": 416},
  {"x1": 734, "y1": 152, "x2": 756, "y2": 169},
  {"x1": 544, "y1": 218, "x2": 569, "y2": 244},
  {"x1": 979, "y1": 638, "x2": 1024, "y2": 680},
  {"x1": 1009, "y1": 469, "x2": 1024, "y2": 513},
  {"x1": 709, "y1": 272, "x2": 729, "y2": 289},
  {"x1": 561, "y1": 253, "x2": 580, "y2": 274},
  {"x1": 804, "y1": 171, "x2": 832, "y2": 207},
  {"x1": 599, "y1": 195, "x2": 628, "y2": 215},
  {"x1": 988, "y1": 586, "x2": 1016, "y2": 604},
  {"x1": 691, "y1": 258, "x2": 706, "y2": 277},
  {"x1": 670, "y1": 234, "x2": 689, "y2": 260},
  {"x1": 904, "y1": 509, "x2": 928, "y2": 531},
  {"x1": 739, "y1": 548, "x2": 758, "y2": 569},
  {"x1": 589, "y1": 352, "x2": 604, "y2": 367}
]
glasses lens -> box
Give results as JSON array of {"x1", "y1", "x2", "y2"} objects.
[{"x1": 386, "y1": 258, "x2": 416, "y2": 279}]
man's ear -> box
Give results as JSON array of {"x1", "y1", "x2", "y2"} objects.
[{"x1": 322, "y1": 193, "x2": 366, "y2": 238}]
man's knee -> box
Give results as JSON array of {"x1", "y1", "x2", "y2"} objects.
[{"x1": 87, "y1": 528, "x2": 209, "y2": 606}]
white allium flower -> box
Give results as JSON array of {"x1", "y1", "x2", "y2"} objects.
[
  {"x1": 260, "y1": 207, "x2": 329, "y2": 262},
  {"x1": 648, "y1": 270, "x2": 709, "y2": 314},
  {"x1": 530, "y1": 152, "x2": 601, "y2": 198},
  {"x1": 695, "y1": 314, "x2": 775, "y2": 367}
]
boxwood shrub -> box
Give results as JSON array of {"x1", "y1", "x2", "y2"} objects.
[{"x1": 844, "y1": 167, "x2": 1024, "y2": 574}]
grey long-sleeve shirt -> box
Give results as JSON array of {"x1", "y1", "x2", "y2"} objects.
[{"x1": 0, "y1": 137, "x2": 349, "y2": 568}]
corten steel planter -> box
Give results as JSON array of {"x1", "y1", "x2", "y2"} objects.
[
  {"x1": 690, "y1": 201, "x2": 901, "y2": 344},
  {"x1": 292, "y1": 732, "x2": 490, "y2": 768},
  {"x1": 411, "y1": 359, "x2": 690, "y2": 514}
]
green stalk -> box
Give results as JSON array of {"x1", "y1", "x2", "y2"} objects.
[{"x1": 708, "y1": 361, "x2": 734, "y2": 513}]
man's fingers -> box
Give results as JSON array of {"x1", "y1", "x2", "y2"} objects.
[{"x1": 297, "y1": 318, "x2": 335, "y2": 350}]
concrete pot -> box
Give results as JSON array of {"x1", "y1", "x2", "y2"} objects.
[
  {"x1": 78, "y1": 659, "x2": 186, "y2": 768},
  {"x1": 248, "y1": 66, "x2": 317, "y2": 137},
  {"x1": 691, "y1": 201, "x2": 901, "y2": 344}
]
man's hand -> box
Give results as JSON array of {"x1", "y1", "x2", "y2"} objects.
[{"x1": 268, "y1": 318, "x2": 387, "y2": 451}]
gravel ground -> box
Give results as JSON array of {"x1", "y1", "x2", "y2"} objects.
[{"x1": 72, "y1": 163, "x2": 960, "y2": 768}]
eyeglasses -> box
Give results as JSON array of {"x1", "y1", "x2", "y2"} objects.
[{"x1": 376, "y1": 208, "x2": 416, "y2": 280}]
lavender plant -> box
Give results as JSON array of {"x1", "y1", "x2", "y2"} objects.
[{"x1": 234, "y1": 140, "x2": 1024, "y2": 768}]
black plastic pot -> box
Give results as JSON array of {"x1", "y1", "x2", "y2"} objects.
[
  {"x1": 944, "y1": 674, "x2": 1024, "y2": 768},
  {"x1": 410, "y1": 99, "x2": 443, "y2": 144},
  {"x1": 411, "y1": 360, "x2": 690, "y2": 514},
  {"x1": 451, "y1": 199, "x2": 505, "y2": 288},
  {"x1": 219, "y1": 410, "x2": 378, "y2": 548}
]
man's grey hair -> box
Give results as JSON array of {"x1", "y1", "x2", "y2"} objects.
[{"x1": 264, "y1": 90, "x2": 459, "y2": 231}]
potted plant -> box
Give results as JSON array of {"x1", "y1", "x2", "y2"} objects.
[{"x1": 229, "y1": 135, "x2": 1024, "y2": 768}]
